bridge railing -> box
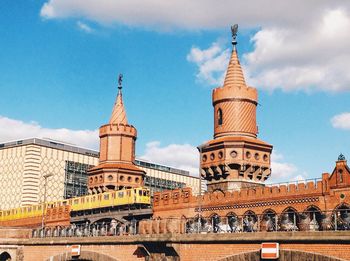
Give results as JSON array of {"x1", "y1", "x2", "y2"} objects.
[
  {"x1": 32, "y1": 220, "x2": 137, "y2": 238},
  {"x1": 31, "y1": 209, "x2": 350, "y2": 238}
]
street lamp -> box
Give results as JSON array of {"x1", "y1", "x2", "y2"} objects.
[{"x1": 41, "y1": 173, "x2": 53, "y2": 234}]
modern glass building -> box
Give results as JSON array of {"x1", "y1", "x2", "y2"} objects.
[{"x1": 0, "y1": 138, "x2": 204, "y2": 209}]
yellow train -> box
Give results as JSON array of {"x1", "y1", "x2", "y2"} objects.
[{"x1": 0, "y1": 187, "x2": 150, "y2": 227}]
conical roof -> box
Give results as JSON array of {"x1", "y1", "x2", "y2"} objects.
[
  {"x1": 109, "y1": 89, "x2": 128, "y2": 125},
  {"x1": 223, "y1": 48, "x2": 246, "y2": 88}
]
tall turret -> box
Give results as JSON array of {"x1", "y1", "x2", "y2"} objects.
[
  {"x1": 199, "y1": 25, "x2": 273, "y2": 192},
  {"x1": 88, "y1": 74, "x2": 145, "y2": 193}
]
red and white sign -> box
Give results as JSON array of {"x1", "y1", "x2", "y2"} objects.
[
  {"x1": 71, "y1": 245, "x2": 81, "y2": 256},
  {"x1": 261, "y1": 242, "x2": 279, "y2": 259}
]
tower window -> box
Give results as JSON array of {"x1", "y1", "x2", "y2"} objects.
[{"x1": 217, "y1": 108, "x2": 223, "y2": 126}]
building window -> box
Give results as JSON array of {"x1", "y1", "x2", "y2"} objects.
[{"x1": 217, "y1": 109, "x2": 223, "y2": 126}]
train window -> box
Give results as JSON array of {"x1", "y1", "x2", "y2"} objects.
[
  {"x1": 127, "y1": 190, "x2": 131, "y2": 196},
  {"x1": 81, "y1": 198, "x2": 85, "y2": 203},
  {"x1": 92, "y1": 197, "x2": 95, "y2": 202},
  {"x1": 69, "y1": 200, "x2": 72, "y2": 205},
  {"x1": 112, "y1": 192, "x2": 116, "y2": 199},
  {"x1": 38, "y1": 206, "x2": 42, "y2": 211},
  {"x1": 139, "y1": 190, "x2": 142, "y2": 196},
  {"x1": 62, "y1": 201, "x2": 67, "y2": 205},
  {"x1": 98, "y1": 195, "x2": 102, "y2": 200},
  {"x1": 86, "y1": 198, "x2": 89, "y2": 203},
  {"x1": 74, "y1": 199, "x2": 79, "y2": 204},
  {"x1": 104, "y1": 194, "x2": 109, "y2": 200},
  {"x1": 28, "y1": 207, "x2": 32, "y2": 212},
  {"x1": 143, "y1": 191, "x2": 147, "y2": 196},
  {"x1": 118, "y1": 192, "x2": 124, "y2": 198},
  {"x1": 33, "y1": 206, "x2": 36, "y2": 211}
]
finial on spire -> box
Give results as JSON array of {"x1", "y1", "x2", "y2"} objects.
[
  {"x1": 118, "y1": 73, "x2": 123, "y2": 90},
  {"x1": 231, "y1": 24, "x2": 238, "y2": 47},
  {"x1": 338, "y1": 153, "x2": 346, "y2": 161}
]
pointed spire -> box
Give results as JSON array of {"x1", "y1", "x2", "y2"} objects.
[
  {"x1": 222, "y1": 25, "x2": 246, "y2": 89},
  {"x1": 109, "y1": 74, "x2": 128, "y2": 125}
]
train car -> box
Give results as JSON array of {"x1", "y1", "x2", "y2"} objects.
[{"x1": 0, "y1": 187, "x2": 151, "y2": 228}]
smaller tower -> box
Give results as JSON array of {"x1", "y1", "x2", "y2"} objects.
[
  {"x1": 88, "y1": 74, "x2": 145, "y2": 193},
  {"x1": 199, "y1": 25, "x2": 273, "y2": 193},
  {"x1": 328, "y1": 154, "x2": 350, "y2": 189}
]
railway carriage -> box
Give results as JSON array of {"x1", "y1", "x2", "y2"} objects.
[{"x1": 0, "y1": 187, "x2": 150, "y2": 228}]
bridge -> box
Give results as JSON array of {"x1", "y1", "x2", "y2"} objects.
[{"x1": 1, "y1": 228, "x2": 350, "y2": 261}]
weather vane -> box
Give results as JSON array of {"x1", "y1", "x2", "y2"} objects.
[
  {"x1": 118, "y1": 73, "x2": 123, "y2": 90},
  {"x1": 231, "y1": 24, "x2": 238, "y2": 46}
]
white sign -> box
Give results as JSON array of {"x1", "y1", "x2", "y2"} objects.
[
  {"x1": 261, "y1": 242, "x2": 279, "y2": 259},
  {"x1": 71, "y1": 245, "x2": 81, "y2": 256}
]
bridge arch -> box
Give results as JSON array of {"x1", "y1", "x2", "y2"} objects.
[
  {"x1": 0, "y1": 252, "x2": 11, "y2": 261},
  {"x1": 217, "y1": 250, "x2": 344, "y2": 261},
  {"x1": 45, "y1": 250, "x2": 120, "y2": 261}
]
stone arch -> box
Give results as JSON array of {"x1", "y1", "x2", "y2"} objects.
[
  {"x1": 226, "y1": 212, "x2": 241, "y2": 233},
  {"x1": 209, "y1": 212, "x2": 221, "y2": 233},
  {"x1": 0, "y1": 252, "x2": 11, "y2": 261},
  {"x1": 45, "y1": 250, "x2": 120, "y2": 261},
  {"x1": 280, "y1": 206, "x2": 299, "y2": 231},
  {"x1": 217, "y1": 250, "x2": 344, "y2": 261},
  {"x1": 300, "y1": 205, "x2": 322, "y2": 231},
  {"x1": 260, "y1": 209, "x2": 277, "y2": 232},
  {"x1": 334, "y1": 203, "x2": 350, "y2": 230},
  {"x1": 242, "y1": 210, "x2": 258, "y2": 232}
]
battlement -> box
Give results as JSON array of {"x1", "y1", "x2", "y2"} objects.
[
  {"x1": 153, "y1": 177, "x2": 330, "y2": 212},
  {"x1": 212, "y1": 85, "x2": 257, "y2": 105},
  {"x1": 99, "y1": 123, "x2": 137, "y2": 138}
]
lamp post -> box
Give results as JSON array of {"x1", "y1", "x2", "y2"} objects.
[{"x1": 41, "y1": 173, "x2": 53, "y2": 234}]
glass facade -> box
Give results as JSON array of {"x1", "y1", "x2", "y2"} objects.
[
  {"x1": 64, "y1": 161, "x2": 94, "y2": 199},
  {"x1": 144, "y1": 176, "x2": 186, "y2": 196}
]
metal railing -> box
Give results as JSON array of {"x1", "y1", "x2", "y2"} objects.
[
  {"x1": 32, "y1": 209, "x2": 350, "y2": 238},
  {"x1": 32, "y1": 220, "x2": 137, "y2": 238}
]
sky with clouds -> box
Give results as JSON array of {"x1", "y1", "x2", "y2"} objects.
[{"x1": 0, "y1": 0, "x2": 349, "y2": 183}]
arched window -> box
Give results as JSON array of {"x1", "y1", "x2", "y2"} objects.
[{"x1": 217, "y1": 108, "x2": 223, "y2": 126}]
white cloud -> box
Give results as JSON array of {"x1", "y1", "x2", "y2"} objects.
[
  {"x1": 187, "y1": 40, "x2": 230, "y2": 85},
  {"x1": 40, "y1": 1, "x2": 350, "y2": 92},
  {"x1": 331, "y1": 112, "x2": 350, "y2": 130},
  {"x1": 244, "y1": 9, "x2": 350, "y2": 92},
  {"x1": 268, "y1": 151, "x2": 307, "y2": 184},
  {"x1": 139, "y1": 141, "x2": 199, "y2": 176},
  {"x1": 0, "y1": 116, "x2": 99, "y2": 150},
  {"x1": 139, "y1": 142, "x2": 305, "y2": 184},
  {"x1": 77, "y1": 21, "x2": 94, "y2": 33},
  {"x1": 40, "y1": 1, "x2": 348, "y2": 30}
]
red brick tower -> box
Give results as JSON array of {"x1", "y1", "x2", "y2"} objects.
[
  {"x1": 88, "y1": 74, "x2": 145, "y2": 193},
  {"x1": 199, "y1": 26, "x2": 273, "y2": 192}
]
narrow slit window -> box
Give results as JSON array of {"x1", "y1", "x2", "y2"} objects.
[{"x1": 218, "y1": 108, "x2": 223, "y2": 126}]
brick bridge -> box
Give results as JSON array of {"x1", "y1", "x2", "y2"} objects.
[{"x1": 1, "y1": 228, "x2": 350, "y2": 261}]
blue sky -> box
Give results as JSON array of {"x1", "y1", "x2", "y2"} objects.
[{"x1": 1, "y1": 0, "x2": 350, "y2": 182}]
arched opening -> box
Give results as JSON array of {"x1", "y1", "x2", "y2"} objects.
[
  {"x1": 300, "y1": 206, "x2": 322, "y2": 231},
  {"x1": 261, "y1": 209, "x2": 277, "y2": 232},
  {"x1": 0, "y1": 252, "x2": 11, "y2": 261},
  {"x1": 209, "y1": 213, "x2": 221, "y2": 233},
  {"x1": 217, "y1": 108, "x2": 223, "y2": 126},
  {"x1": 243, "y1": 210, "x2": 258, "y2": 232},
  {"x1": 334, "y1": 204, "x2": 350, "y2": 230},
  {"x1": 280, "y1": 207, "x2": 299, "y2": 231},
  {"x1": 226, "y1": 212, "x2": 241, "y2": 232}
]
